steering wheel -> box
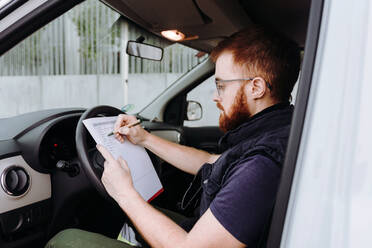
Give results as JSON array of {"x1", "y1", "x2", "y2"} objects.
[{"x1": 75, "y1": 105, "x2": 124, "y2": 201}]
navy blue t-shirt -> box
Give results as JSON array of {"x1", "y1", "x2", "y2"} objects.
[{"x1": 209, "y1": 154, "x2": 281, "y2": 246}]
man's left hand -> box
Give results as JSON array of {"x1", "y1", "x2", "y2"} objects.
[{"x1": 96, "y1": 144, "x2": 135, "y2": 202}]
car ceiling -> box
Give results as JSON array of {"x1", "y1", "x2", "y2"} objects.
[{"x1": 103, "y1": 0, "x2": 311, "y2": 52}]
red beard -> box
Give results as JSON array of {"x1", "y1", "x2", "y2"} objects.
[{"x1": 217, "y1": 85, "x2": 251, "y2": 132}]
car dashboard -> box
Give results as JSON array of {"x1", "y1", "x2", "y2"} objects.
[
  {"x1": 0, "y1": 107, "x2": 191, "y2": 247},
  {"x1": 0, "y1": 108, "x2": 95, "y2": 246}
]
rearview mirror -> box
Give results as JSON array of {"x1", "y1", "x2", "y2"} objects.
[{"x1": 126, "y1": 41, "x2": 163, "y2": 61}]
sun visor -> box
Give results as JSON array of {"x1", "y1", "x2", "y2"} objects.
[{"x1": 121, "y1": 0, "x2": 209, "y2": 30}]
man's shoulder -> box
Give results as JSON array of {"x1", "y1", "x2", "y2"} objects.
[
  {"x1": 223, "y1": 154, "x2": 281, "y2": 186},
  {"x1": 230, "y1": 130, "x2": 290, "y2": 166}
]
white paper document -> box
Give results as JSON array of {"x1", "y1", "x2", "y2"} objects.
[{"x1": 83, "y1": 117, "x2": 163, "y2": 202}]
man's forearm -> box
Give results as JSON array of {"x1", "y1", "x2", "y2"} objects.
[
  {"x1": 142, "y1": 132, "x2": 219, "y2": 175},
  {"x1": 119, "y1": 190, "x2": 188, "y2": 248}
]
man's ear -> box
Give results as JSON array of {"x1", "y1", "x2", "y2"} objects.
[{"x1": 249, "y1": 77, "x2": 267, "y2": 99}]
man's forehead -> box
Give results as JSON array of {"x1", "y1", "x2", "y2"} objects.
[{"x1": 215, "y1": 52, "x2": 245, "y2": 78}]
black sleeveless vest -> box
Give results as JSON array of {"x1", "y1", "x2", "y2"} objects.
[{"x1": 180, "y1": 102, "x2": 293, "y2": 231}]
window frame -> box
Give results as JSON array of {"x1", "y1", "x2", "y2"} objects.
[
  {"x1": 0, "y1": 0, "x2": 84, "y2": 55},
  {"x1": 163, "y1": 69, "x2": 214, "y2": 126},
  {"x1": 266, "y1": 0, "x2": 326, "y2": 246}
]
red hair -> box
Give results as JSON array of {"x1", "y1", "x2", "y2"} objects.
[{"x1": 211, "y1": 26, "x2": 301, "y2": 102}]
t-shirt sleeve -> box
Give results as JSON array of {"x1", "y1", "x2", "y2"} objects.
[{"x1": 209, "y1": 155, "x2": 281, "y2": 246}]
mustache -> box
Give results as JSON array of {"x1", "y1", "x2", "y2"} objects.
[{"x1": 216, "y1": 102, "x2": 224, "y2": 111}]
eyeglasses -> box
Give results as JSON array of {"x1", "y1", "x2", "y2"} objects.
[{"x1": 215, "y1": 77, "x2": 273, "y2": 96}]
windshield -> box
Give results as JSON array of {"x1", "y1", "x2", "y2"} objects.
[{"x1": 0, "y1": 0, "x2": 208, "y2": 118}]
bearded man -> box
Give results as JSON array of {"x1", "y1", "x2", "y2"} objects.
[{"x1": 46, "y1": 26, "x2": 300, "y2": 248}]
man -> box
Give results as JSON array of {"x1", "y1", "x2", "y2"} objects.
[{"x1": 46, "y1": 26, "x2": 300, "y2": 248}]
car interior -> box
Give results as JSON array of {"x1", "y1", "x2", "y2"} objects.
[{"x1": 0, "y1": 0, "x2": 314, "y2": 247}]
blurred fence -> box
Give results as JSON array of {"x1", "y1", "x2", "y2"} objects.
[{"x1": 0, "y1": 0, "x2": 206, "y2": 76}]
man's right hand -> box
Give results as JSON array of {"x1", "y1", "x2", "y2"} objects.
[
  {"x1": 113, "y1": 114, "x2": 149, "y2": 146},
  {"x1": 113, "y1": 114, "x2": 217, "y2": 175}
]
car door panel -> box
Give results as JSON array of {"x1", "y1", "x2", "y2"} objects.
[{"x1": 182, "y1": 126, "x2": 223, "y2": 153}]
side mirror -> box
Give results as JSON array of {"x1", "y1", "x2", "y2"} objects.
[
  {"x1": 126, "y1": 41, "x2": 163, "y2": 61},
  {"x1": 186, "y1": 101, "x2": 202, "y2": 121}
]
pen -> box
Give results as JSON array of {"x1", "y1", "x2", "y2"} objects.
[{"x1": 107, "y1": 120, "x2": 142, "y2": 136}]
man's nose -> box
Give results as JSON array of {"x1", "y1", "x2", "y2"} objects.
[{"x1": 212, "y1": 90, "x2": 220, "y2": 102}]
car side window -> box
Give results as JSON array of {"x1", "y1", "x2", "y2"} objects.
[{"x1": 184, "y1": 75, "x2": 220, "y2": 127}]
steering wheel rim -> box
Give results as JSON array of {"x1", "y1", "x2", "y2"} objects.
[{"x1": 76, "y1": 105, "x2": 124, "y2": 201}]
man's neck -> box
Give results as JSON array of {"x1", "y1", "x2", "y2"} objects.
[{"x1": 250, "y1": 99, "x2": 279, "y2": 117}]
